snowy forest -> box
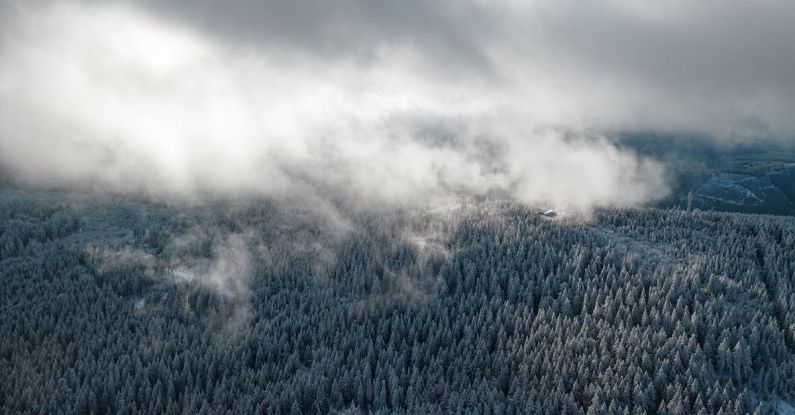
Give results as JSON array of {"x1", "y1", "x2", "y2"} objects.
[
  {"x1": 5, "y1": 0, "x2": 795, "y2": 413},
  {"x1": 1, "y1": 190, "x2": 794, "y2": 414}
]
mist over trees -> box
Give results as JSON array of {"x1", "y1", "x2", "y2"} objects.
[
  {"x1": 3, "y1": 1, "x2": 795, "y2": 414},
  {"x1": 1, "y1": 191, "x2": 794, "y2": 414}
]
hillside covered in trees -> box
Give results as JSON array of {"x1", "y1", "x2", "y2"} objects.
[{"x1": 1, "y1": 189, "x2": 795, "y2": 414}]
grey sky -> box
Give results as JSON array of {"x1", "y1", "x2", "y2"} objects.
[
  {"x1": 0, "y1": 1, "x2": 792, "y2": 209},
  {"x1": 118, "y1": 0, "x2": 795, "y2": 136}
]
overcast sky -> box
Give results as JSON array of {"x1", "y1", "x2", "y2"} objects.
[{"x1": 1, "y1": 0, "x2": 793, "y2": 210}]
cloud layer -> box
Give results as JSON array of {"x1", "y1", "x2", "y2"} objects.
[{"x1": 2, "y1": 1, "x2": 792, "y2": 209}]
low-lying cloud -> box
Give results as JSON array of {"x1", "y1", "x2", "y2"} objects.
[
  {"x1": 88, "y1": 228, "x2": 255, "y2": 333},
  {"x1": 2, "y1": 1, "x2": 792, "y2": 210}
]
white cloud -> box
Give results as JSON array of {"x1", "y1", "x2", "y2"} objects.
[{"x1": 6, "y1": 1, "x2": 761, "y2": 210}]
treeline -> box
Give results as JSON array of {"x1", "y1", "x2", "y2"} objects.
[{"x1": 1, "y1": 192, "x2": 794, "y2": 414}]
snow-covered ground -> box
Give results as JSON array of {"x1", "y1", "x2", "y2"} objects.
[
  {"x1": 693, "y1": 174, "x2": 774, "y2": 206},
  {"x1": 691, "y1": 174, "x2": 792, "y2": 213}
]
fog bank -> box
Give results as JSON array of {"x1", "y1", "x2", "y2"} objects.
[{"x1": 4, "y1": 1, "x2": 791, "y2": 209}]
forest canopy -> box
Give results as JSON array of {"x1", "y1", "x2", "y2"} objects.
[{"x1": 1, "y1": 189, "x2": 794, "y2": 414}]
